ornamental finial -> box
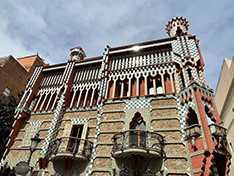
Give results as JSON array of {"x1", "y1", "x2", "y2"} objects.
[
  {"x1": 70, "y1": 46, "x2": 86, "y2": 61},
  {"x1": 166, "y1": 17, "x2": 189, "y2": 37}
]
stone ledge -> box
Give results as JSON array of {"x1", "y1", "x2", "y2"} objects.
[
  {"x1": 99, "y1": 119, "x2": 125, "y2": 123},
  {"x1": 102, "y1": 109, "x2": 126, "y2": 113},
  {"x1": 151, "y1": 116, "x2": 179, "y2": 120}
]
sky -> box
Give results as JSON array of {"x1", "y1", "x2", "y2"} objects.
[{"x1": 0, "y1": 0, "x2": 234, "y2": 91}]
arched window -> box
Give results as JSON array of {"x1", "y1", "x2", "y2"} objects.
[
  {"x1": 205, "y1": 105, "x2": 216, "y2": 124},
  {"x1": 149, "y1": 87, "x2": 154, "y2": 95},
  {"x1": 148, "y1": 76, "x2": 154, "y2": 95},
  {"x1": 130, "y1": 112, "x2": 146, "y2": 130},
  {"x1": 129, "y1": 112, "x2": 146, "y2": 147},
  {"x1": 123, "y1": 79, "x2": 129, "y2": 97},
  {"x1": 164, "y1": 73, "x2": 172, "y2": 94},
  {"x1": 156, "y1": 75, "x2": 163, "y2": 94},
  {"x1": 180, "y1": 71, "x2": 185, "y2": 89},
  {"x1": 107, "y1": 80, "x2": 114, "y2": 99},
  {"x1": 186, "y1": 107, "x2": 199, "y2": 126},
  {"x1": 187, "y1": 68, "x2": 192, "y2": 80},
  {"x1": 115, "y1": 80, "x2": 121, "y2": 97}
]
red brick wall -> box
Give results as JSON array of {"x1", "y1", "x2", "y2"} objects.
[{"x1": 0, "y1": 55, "x2": 45, "y2": 99}]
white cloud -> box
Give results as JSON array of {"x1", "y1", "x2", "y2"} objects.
[
  {"x1": 0, "y1": 20, "x2": 33, "y2": 58},
  {"x1": 0, "y1": 0, "x2": 234, "y2": 89}
]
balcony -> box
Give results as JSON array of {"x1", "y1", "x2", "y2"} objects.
[
  {"x1": 209, "y1": 124, "x2": 227, "y2": 137},
  {"x1": 111, "y1": 130, "x2": 164, "y2": 159},
  {"x1": 51, "y1": 137, "x2": 93, "y2": 175},
  {"x1": 184, "y1": 124, "x2": 201, "y2": 139}
]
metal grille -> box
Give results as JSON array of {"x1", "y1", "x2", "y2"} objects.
[
  {"x1": 112, "y1": 130, "x2": 165, "y2": 157},
  {"x1": 51, "y1": 137, "x2": 93, "y2": 160}
]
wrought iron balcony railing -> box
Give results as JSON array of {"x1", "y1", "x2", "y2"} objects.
[
  {"x1": 51, "y1": 137, "x2": 93, "y2": 160},
  {"x1": 111, "y1": 130, "x2": 164, "y2": 158},
  {"x1": 184, "y1": 124, "x2": 201, "y2": 139},
  {"x1": 209, "y1": 124, "x2": 227, "y2": 137}
]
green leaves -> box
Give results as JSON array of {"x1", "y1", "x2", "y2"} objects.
[{"x1": 0, "y1": 94, "x2": 21, "y2": 159}]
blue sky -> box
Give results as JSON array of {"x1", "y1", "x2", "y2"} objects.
[{"x1": 0, "y1": 1, "x2": 233, "y2": 90}]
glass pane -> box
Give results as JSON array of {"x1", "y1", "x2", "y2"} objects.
[
  {"x1": 140, "y1": 122, "x2": 146, "y2": 130},
  {"x1": 149, "y1": 87, "x2": 154, "y2": 95},
  {"x1": 157, "y1": 87, "x2": 163, "y2": 94}
]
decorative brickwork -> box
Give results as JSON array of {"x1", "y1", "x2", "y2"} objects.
[
  {"x1": 2, "y1": 17, "x2": 231, "y2": 176},
  {"x1": 151, "y1": 98, "x2": 177, "y2": 106},
  {"x1": 151, "y1": 119, "x2": 180, "y2": 128}
]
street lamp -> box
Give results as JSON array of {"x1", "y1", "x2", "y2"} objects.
[
  {"x1": 15, "y1": 133, "x2": 41, "y2": 175},
  {"x1": 28, "y1": 133, "x2": 41, "y2": 163}
]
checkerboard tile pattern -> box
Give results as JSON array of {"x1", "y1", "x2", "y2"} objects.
[
  {"x1": 176, "y1": 94, "x2": 196, "y2": 136},
  {"x1": 172, "y1": 40, "x2": 182, "y2": 62},
  {"x1": 174, "y1": 72, "x2": 180, "y2": 92},
  {"x1": 191, "y1": 67, "x2": 199, "y2": 84},
  {"x1": 182, "y1": 68, "x2": 189, "y2": 87},
  {"x1": 202, "y1": 100, "x2": 214, "y2": 112},
  {"x1": 71, "y1": 118, "x2": 89, "y2": 124},
  {"x1": 40, "y1": 135, "x2": 51, "y2": 156},
  {"x1": 39, "y1": 94, "x2": 65, "y2": 158},
  {"x1": 86, "y1": 170, "x2": 92, "y2": 176},
  {"x1": 178, "y1": 105, "x2": 187, "y2": 117},
  {"x1": 188, "y1": 39, "x2": 199, "y2": 62},
  {"x1": 125, "y1": 97, "x2": 151, "y2": 109},
  {"x1": 176, "y1": 96, "x2": 187, "y2": 131},
  {"x1": 29, "y1": 121, "x2": 43, "y2": 126},
  {"x1": 198, "y1": 70, "x2": 206, "y2": 87},
  {"x1": 84, "y1": 52, "x2": 108, "y2": 175}
]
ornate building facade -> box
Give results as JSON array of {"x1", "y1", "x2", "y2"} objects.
[
  {"x1": 1, "y1": 17, "x2": 231, "y2": 176},
  {"x1": 214, "y1": 56, "x2": 234, "y2": 176}
]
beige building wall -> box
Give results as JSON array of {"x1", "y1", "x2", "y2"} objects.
[
  {"x1": 214, "y1": 56, "x2": 234, "y2": 176},
  {"x1": 215, "y1": 58, "x2": 234, "y2": 113}
]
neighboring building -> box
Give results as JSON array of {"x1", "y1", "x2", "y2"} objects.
[
  {"x1": 215, "y1": 57, "x2": 234, "y2": 176},
  {"x1": 1, "y1": 17, "x2": 231, "y2": 176},
  {"x1": 0, "y1": 54, "x2": 48, "y2": 99}
]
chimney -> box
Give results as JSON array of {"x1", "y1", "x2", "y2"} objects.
[{"x1": 70, "y1": 46, "x2": 86, "y2": 61}]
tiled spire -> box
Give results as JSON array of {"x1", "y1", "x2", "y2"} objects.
[
  {"x1": 166, "y1": 17, "x2": 189, "y2": 37},
  {"x1": 70, "y1": 46, "x2": 86, "y2": 61}
]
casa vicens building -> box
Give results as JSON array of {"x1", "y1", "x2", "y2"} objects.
[{"x1": 1, "y1": 17, "x2": 231, "y2": 176}]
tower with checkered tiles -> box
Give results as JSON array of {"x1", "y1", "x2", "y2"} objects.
[{"x1": 1, "y1": 17, "x2": 231, "y2": 176}]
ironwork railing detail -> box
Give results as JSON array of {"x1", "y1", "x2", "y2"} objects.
[
  {"x1": 143, "y1": 166, "x2": 157, "y2": 176},
  {"x1": 51, "y1": 137, "x2": 93, "y2": 160},
  {"x1": 209, "y1": 124, "x2": 227, "y2": 137},
  {"x1": 119, "y1": 165, "x2": 131, "y2": 176},
  {"x1": 184, "y1": 124, "x2": 201, "y2": 139},
  {"x1": 111, "y1": 130, "x2": 164, "y2": 157}
]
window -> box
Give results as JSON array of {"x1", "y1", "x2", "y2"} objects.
[
  {"x1": 61, "y1": 123, "x2": 89, "y2": 158},
  {"x1": 116, "y1": 82, "x2": 121, "y2": 97},
  {"x1": 148, "y1": 77, "x2": 154, "y2": 95},
  {"x1": 156, "y1": 76, "x2": 163, "y2": 94},
  {"x1": 204, "y1": 105, "x2": 216, "y2": 124},
  {"x1": 130, "y1": 114, "x2": 146, "y2": 130},
  {"x1": 156, "y1": 87, "x2": 163, "y2": 94},
  {"x1": 71, "y1": 125, "x2": 83, "y2": 138},
  {"x1": 186, "y1": 107, "x2": 198, "y2": 126},
  {"x1": 149, "y1": 87, "x2": 154, "y2": 95},
  {"x1": 130, "y1": 113, "x2": 146, "y2": 147},
  {"x1": 69, "y1": 125, "x2": 83, "y2": 153},
  {"x1": 180, "y1": 72, "x2": 185, "y2": 89},
  {"x1": 124, "y1": 81, "x2": 129, "y2": 97},
  {"x1": 3, "y1": 87, "x2": 11, "y2": 97},
  {"x1": 187, "y1": 69, "x2": 192, "y2": 80}
]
